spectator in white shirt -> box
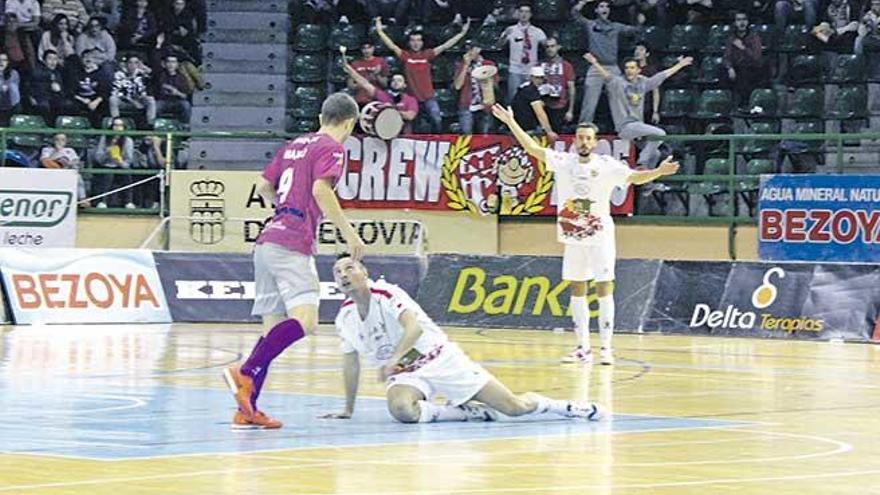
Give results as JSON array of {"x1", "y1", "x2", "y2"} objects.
[{"x1": 499, "y1": 2, "x2": 547, "y2": 104}]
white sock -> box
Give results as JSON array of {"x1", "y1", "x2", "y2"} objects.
[
  {"x1": 569, "y1": 295, "x2": 590, "y2": 349},
  {"x1": 417, "y1": 401, "x2": 468, "y2": 423},
  {"x1": 529, "y1": 393, "x2": 573, "y2": 417},
  {"x1": 598, "y1": 295, "x2": 615, "y2": 349}
]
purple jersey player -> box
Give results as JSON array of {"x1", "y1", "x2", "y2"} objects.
[{"x1": 223, "y1": 93, "x2": 365, "y2": 430}]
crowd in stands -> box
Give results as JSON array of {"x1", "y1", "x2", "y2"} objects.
[{"x1": 1, "y1": 0, "x2": 203, "y2": 209}]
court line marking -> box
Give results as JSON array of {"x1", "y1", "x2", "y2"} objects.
[{"x1": 20, "y1": 394, "x2": 147, "y2": 416}]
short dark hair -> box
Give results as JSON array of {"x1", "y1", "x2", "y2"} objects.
[
  {"x1": 518, "y1": 1, "x2": 532, "y2": 9},
  {"x1": 576, "y1": 122, "x2": 599, "y2": 133},
  {"x1": 43, "y1": 49, "x2": 58, "y2": 58},
  {"x1": 321, "y1": 92, "x2": 360, "y2": 126},
  {"x1": 623, "y1": 57, "x2": 640, "y2": 66}
]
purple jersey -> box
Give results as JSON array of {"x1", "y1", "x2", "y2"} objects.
[{"x1": 256, "y1": 133, "x2": 345, "y2": 255}]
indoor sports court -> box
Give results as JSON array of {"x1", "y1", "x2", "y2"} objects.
[{"x1": 1, "y1": 323, "x2": 879, "y2": 494}]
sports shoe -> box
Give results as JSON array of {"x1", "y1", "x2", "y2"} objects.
[
  {"x1": 566, "y1": 402, "x2": 606, "y2": 421},
  {"x1": 223, "y1": 365, "x2": 256, "y2": 420},
  {"x1": 457, "y1": 402, "x2": 499, "y2": 422},
  {"x1": 232, "y1": 410, "x2": 283, "y2": 430},
  {"x1": 599, "y1": 347, "x2": 615, "y2": 365},
  {"x1": 561, "y1": 346, "x2": 593, "y2": 364}
]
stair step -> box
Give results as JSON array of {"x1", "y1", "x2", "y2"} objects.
[
  {"x1": 203, "y1": 58, "x2": 286, "y2": 74},
  {"x1": 207, "y1": 12, "x2": 289, "y2": 30},
  {"x1": 189, "y1": 138, "x2": 283, "y2": 162},
  {"x1": 203, "y1": 43, "x2": 285, "y2": 61},
  {"x1": 203, "y1": 73, "x2": 286, "y2": 92},
  {"x1": 196, "y1": 91, "x2": 282, "y2": 107},
  {"x1": 191, "y1": 106, "x2": 286, "y2": 131},
  {"x1": 207, "y1": 0, "x2": 285, "y2": 13},
  {"x1": 205, "y1": 28, "x2": 286, "y2": 44},
  {"x1": 189, "y1": 159, "x2": 265, "y2": 170}
]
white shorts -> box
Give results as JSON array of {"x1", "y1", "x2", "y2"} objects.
[
  {"x1": 562, "y1": 239, "x2": 616, "y2": 282},
  {"x1": 386, "y1": 343, "x2": 492, "y2": 406},
  {"x1": 251, "y1": 242, "x2": 319, "y2": 316}
]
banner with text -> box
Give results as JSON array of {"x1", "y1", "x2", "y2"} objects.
[
  {"x1": 154, "y1": 252, "x2": 424, "y2": 322},
  {"x1": 414, "y1": 254, "x2": 659, "y2": 330},
  {"x1": 0, "y1": 248, "x2": 171, "y2": 324},
  {"x1": 339, "y1": 134, "x2": 635, "y2": 216},
  {"x1": 643, "y1": 260, "x2": 880, "y2": 340},
  {"x1": 758, "y1": 174, "x2": 880, "y2": 262},
  {"x1": 0, "y1": 168, "x2": 77, "y2": 248}
]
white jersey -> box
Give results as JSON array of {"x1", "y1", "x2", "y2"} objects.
[
  {"x1": 335, "y1": 279, "x2": 448, "y2": 367},
  {"x1": 545, "y1": 149, "x2": 633, "y2": 246}
]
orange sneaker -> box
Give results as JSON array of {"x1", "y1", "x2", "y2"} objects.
[
  {"x1": 223, "y1": 365, "x2": 255, "y2": 419},
  {"x1": 231, "y1": 410, "x2": 283, "y2": 430}
]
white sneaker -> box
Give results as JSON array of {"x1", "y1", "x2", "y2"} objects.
[
  {"x1": 599, "y1": 347, "x2": 615, "y2": 365},
  {"x1": 124, "y1": 202, "x2": 137, "y2": 209},
  {"x1": 567, "y1": 402, "x2": 605, "y2": 421},
  {"x1": 96, "y1": 201, "x2": 108, "y2": 208},
  {"x1": 561, "y1": 346, "x2": 593, "y2": 364},
  {"x1": 456, "y1": 402, "x2": 498, "y2": 422}
]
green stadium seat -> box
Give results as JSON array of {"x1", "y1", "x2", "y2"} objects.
[
  {"x1": 328, "y1": 23, "x2": 366, "y2": 51},
  {"x1": 826, "y1": 85, "x2": 867, "y2": 120},
  {"x1": 778, "y1": 25, "x2": 811, "y2": 52},
  {"x1": 288, "y1": 117, "x2": 319, "y2": 133},
  {"x1": 435, "y1": 88, "x2": 457, "y2": 118},
  {"x1": 329, "y1": 54, "x2": 348, "y2": 84},
  {"x1": 787, "y1": 54, "x2": 822, "y2": 85},
  {"x1": 660, "y1": 55, "x2": 696, "y2": 87},
  {"x1": 54, "y1": 115, "x2": 91, "y2": 148},
  {"x1": 665, "y1": 24, "x2": 706, "y2": 53},
  {"x1": 474, "y1": 24, "x2": 507, "y2": 52},
  {"x1": 290, "y1": 53, "x2": 327, "y2": 83},
  {"x1": 153, "y1": 117, "x2": 182, "y2": 133},
  {"x1": 751, "y1": 24, "x2": 776, "y2": 53},
  {"x1": 292, "y1": 24, "x2": 328, "y2": 52},
  {"x1": 431, "y1": 55, "x2": 456, "y2": 84},
  {"x1": 740, "y1": 121, "x2": 779, "y2": 157},
  {"x1": 100, "y1": 116, "x2": 136, "y2": 130},
  {"x1": 688, "y1": 158, "x2": 730, "y2": 197},
  {"x1": 784, "y1": 87, "x2": 822, "y2": 118},
  {"x1": 741, "y1": 88, "x2": 779, "y2": 117},
  {"x1": 791, "y1": 120, "x2": 825, "y2": 153},
  {"x1": 290, "y1": 85, "x2": 326, "y2": 118},
  {"x1": 702, "y1": 24, "x2": 731, "y2": 54},
  {"x1": 557, "y1": 22, "x2": 587, "y2": 52},
  {"x1": 690, "y1": 90, "x2": 733, "y2": 119},
  {"x1": 693, "y1": 56, "x2": 726, "y2": 85},
  {"x1": 533, "y1": 0, "x2": 565, "y2": 21},
  {"x1": 433, "y1": 25, "x2": 467, "y2": 53},
  {"x1": 640, "y1": 26, "x2": 669, "y2": 52},
  {"x1": 829, "y1": 54, "x2": 865, "y2": 84},
  {"x1": 659, "y1": 89, "x2": 696, "y2": 119},
  {"x1": 9, "y1": 114, "x2": 47, "y2": 148},
  {"x1": 739, "y1": 158, "x2": 776, "y2": 215}
]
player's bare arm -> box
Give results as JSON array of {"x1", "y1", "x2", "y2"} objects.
[
  {"x1": 320, "y1": 351, "x2": 361, "y2": 419},
  {"x1": 313, "y1": 178, "x2": 366, "y2": 260},
  {"x1": 491, "y1": 104, "x2": 548, "y2": 162},
  {"x1": 382, "y1": 310, "x2": 424, "y2": 380},
  {"x1": 255, "y1": 176, "x2": 276, "y2": 205},
  {"x1": 627, "y1": 156, "x2": 680, "y2": 185}
]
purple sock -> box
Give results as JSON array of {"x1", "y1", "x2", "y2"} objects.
[{"x1": 240, "y1": 319, "x2": 305, "y2": 380}]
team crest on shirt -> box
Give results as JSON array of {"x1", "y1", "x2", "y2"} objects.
[{"x1": 558, "y1": 198, "x2": 603, "y2": 241}]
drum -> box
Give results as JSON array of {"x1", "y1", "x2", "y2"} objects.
[
  {"x1": 471, "y1": 65, "x2": 498, "y2": 107},
  {"x1": 359, "y1": 101, "x2": 404, "y2": 140}
]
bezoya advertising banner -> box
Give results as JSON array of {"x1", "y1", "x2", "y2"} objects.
[
  {"x1": 758, "y1": 174, "x2": 880, "y2": 262},
  {"x1": 0, "y1": 168, "x2": 77, "y2": 248}
]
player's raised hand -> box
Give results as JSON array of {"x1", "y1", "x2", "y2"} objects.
[
  {"x1": 319, "y1": 411, "x2": 352, "y2": 419},
  {"x1": 491, "y1": 104, "x2": 515, "y2": 126},
  {"x1": 658, "y1": 156, "x2": 681, "y2": 175},
  {"x1": 347, "y1": 236, "x2": 366, "y2": 262}
]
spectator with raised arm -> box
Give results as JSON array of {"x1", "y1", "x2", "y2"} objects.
[
  {"x1": 453, "y1": 40, "x2": 497, "y2": 134},
  {"x1": 341, "y1": 50, "x2": 418, "y2": 134},
  {"x1": 724, "y1": 11, "x2": 766, "y2": 111},
  {"x1": 374, "y1": 16, "x2": 470, "y2": 133},
  {"x1": 347, "y1": 40, "x2": 389, "y2": 106},
  {"x1": 499, "y1": 2, "x2": 547, "y2": 104},
  {"x1": 541, "y1": 36, "x2": 576, "y2": 134},
  {"x1": 510, "y1": 65, "x2": 557, "y2": 142},
  {"x1": 571, "y1": 0, "x2": 641, "y2": 126},
  {"x1": 584, "y1": 52, "x2": 693, "y2": 167}
]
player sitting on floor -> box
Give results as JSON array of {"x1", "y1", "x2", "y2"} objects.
[{"x1": 320, "y1": 254, "x2": 606, "y2": 424}]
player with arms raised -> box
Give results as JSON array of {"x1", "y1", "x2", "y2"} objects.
[
  {"x1": 492, "y1": 104, "x2": 680, "y2": 365},
  {"x1": 223, "y1": 93, "x2": 366, "y2": 429},
  {"x1": 321, "y1": 254, "x2": 605, "y2": 424}
]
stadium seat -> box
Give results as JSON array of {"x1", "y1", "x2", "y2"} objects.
[
  {"x1": 702, "y1": 24, "x2": 731, "y2": 54},
  {"x1": 533, "y1": 0, "x2": 565, "y2": 21},
  {"x1": 290, "y1": 85, "x2": 326, "y2": 118},
  {"x1": 639, "y1": 25, "x2": 669, "y2": 52},
  {"x1": 292, "y1": 24, "x2": 328, "y2": 52},
  {"x1": 288, "y1": 117, "x2": 319, "y2": 133},
  {"x1": 54, "y1": 115, "x2": 91, "y2": 148},
  {"x1": 739, "y1": 158, "x2": 776, "y2": 215},
  {"x1": 384, "y1": 55, "x2": 402, "y2": 74},
  {"x1": 826, "y1": 85, "x2": 867, "y2": 120},
  {"x1": 751, "y1": 24, "x2": 776, "y2": 53},
  {"x1": 660, "y1": 55, "x2": 696, "y2": 87},
  {"x1": 475, "y1": 24, "x2": 507, "y2": 52},
  {"x1": 328, "y1": 23, "x2": 366, "y2": 51},
  {"x1": 791, "y1": 119, "x2": 825, "y2": 153},
  {"x1": 435, "y1": 88, "x2": 457, "y2": 118},
  {"x1": 665, "y1": 24, "x2": 706, "y2": 53},
  {"x1": 693, "y1": 56, "x2": 726, "y2": 85},
  {"x1": 828, "y1": 54, "x2": 865, "y2": 84},
  {"x1": 557, "y1": 22, "x2": 587, "y2": 52},
  {"x1": 433, "y1": 25, "x2": 467, "y2": 53},
  {"x1": 777, "y1": 25, "x2": 811, "y2": 52},
  {"x1": 9, "y1": 114, "x2": 47, "y2": 148},
  {"x1": 154, "y1": 118, "x2": 182, "y2": 132},
  {"x1": 688, "y1": 158, "x2": 730, "y2": 197},
  {"x1": 740, "y1": 121, "x2": 780, "y2": 157},
  {"x1": 329, "y1": 54, "x2": 348, "y2": 84},
  {"x1": 659, "y1": 89, "x2": 696, "y2": 119},
  {"x1": 100, "y1": 116, "x2": 136, "y2": 130},
  {"x1": 787, "y1": 54, "x2": 822, "y2": 85},
  {"x1": 741, "y1": 88, "x2": 779, "y2": 117},
  {"x1": 290, "y1": 53, "x2": 327, "y2": 83},
  {"x1": 431, "y1": 55, "x2": 456, "y2": 84},
  {"x1": 784, "y1": 87, "x2": 823, "y2": 118},
  {"x1": 690, "y1": 90, "x2": 733, "y2": 120}
]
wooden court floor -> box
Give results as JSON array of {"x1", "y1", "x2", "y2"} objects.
[{"x1": 1, "y1": 323, "x2": 879, "y2": 495}]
